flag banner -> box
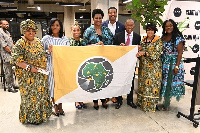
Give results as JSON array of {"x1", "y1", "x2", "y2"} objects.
[{"x1": 53, "y1": 46, "x2": 138, "y2": 103}]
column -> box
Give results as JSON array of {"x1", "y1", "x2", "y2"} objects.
[{"x1": 63, "y1": 6, "x2": 75, "y2": 37}]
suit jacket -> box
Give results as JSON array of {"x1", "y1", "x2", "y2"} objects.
[
  {"x1": 102, "y1": 20, "x2": 125, "y2": 35},
  {"x1": 113, "y1": 31, "x2": 141, "y2": 46}
]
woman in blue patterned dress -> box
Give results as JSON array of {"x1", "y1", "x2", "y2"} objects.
[
  {"x1": 82, "y1": 9, "x2": 113, "y2": 46},
  {"x1": 160, "y1": 19, "x2": 185, "y2": 111},
  {"x1": 42, "y1": 18, "x2": 69, "y2": 116},
  {"x1": 82, "y1": 9, "x2": 113, "y2": 110}
]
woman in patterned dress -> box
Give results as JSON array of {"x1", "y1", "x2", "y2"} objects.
[
  {"x1": 41, "y1": 18, "x2": 69, "y2": 116},
  {"x1": 136, "y1": 23, "x2": 163, "y2": 112},
  {"x1": 11, "y1": 19, "x2": 52, "y2": 124},
  {"x1": 69, "y1": 22, "x2": 87, "y2": 109},
  {"x1": 160, "y1": 19, "x2": 185, "y2": 111},
  {"x1": 82, "y1": 9, "x2": 113, "y2": 110}
]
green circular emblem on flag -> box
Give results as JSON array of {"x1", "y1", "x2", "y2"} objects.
[{"x1": 77, "y1": 57, "x2": 113, "y2": 93}]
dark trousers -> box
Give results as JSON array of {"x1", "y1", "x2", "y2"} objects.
[
  {"x1": 116, "y1": 74, "x2": 135, "y2": 103},
  {"x1": 93, "y1": 99, "x2": 106, "y2": 104}
]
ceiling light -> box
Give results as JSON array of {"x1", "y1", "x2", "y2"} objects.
[
  {"x1": 37, "y1": 5, "x2": 41, "y2": 10},
  {"x1": 79, "y1": 8, "x2": 86, "y2": 11},
  {"x1": 0, "y1": 6, "x2": 17, "y2": 10},
  {"x1": 27, "y1": 5, "x2": 35, "y2": 8},
  {"x1": 59, "y1": 2, "x2": 84, "y2": 6},
  {"x1": 123, "y1": 0, "x2": 132, "y2": 4},
  {"x1": 0, "y1": 0, "x2": 14, "y2": 4}
]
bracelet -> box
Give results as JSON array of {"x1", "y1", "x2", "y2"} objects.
[{"x1": 25, "y1": 65, "x2": 32, "y2": 71}]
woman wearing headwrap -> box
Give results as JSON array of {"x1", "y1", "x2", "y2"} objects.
[{"x1": 11, "y1": 19, "x2": 52, "y2": 124}]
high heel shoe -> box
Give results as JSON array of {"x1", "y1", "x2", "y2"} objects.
[
  {"x1": 59, "y1": 111, "x2": 65, "y2": 116},
  {"x1": 53, "y1": 104, "x2": 59, "y2": 117},
  {"x1": 82, "y1": 104, "x2": 87, "y2": 109},
  {"x1": 102, "y1": 104, "x2": 108, "y2": 109},
  {"x1": 93, "y1": 105, "x2": 99, "y2": 110},
  {"x1": 102, "y1": 102, "x2": 108, "y2": 109},
  {"x1": 75, "y1": 102, "x2": 82, "y2": 109},
  {"x1": 156, "y1": 105, "x2": 160, "y2": 111}
]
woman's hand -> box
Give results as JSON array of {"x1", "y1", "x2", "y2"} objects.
[
  {"x1": 136, "y1": 51, "x2": 145, "y2": 57},
  {"x1": 48, "y1": 44, "x2": 53, "y2": 53},
  {"x1": 173, "y1": 67, "x2": 179, "y2": 74},
  {"x1": 96, "y1": 41, "x2": 104, "y2": 46},
  {"x1": 138, "y1": 45, "x2": 142, "y2": 51}
]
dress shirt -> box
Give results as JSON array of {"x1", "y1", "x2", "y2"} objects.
[
  {"x1": 125, "y1": 31, "x2": 133, "y2": 46},
  {"x1": 108, "y1": 21, "x2": 116, "y2": 36}
]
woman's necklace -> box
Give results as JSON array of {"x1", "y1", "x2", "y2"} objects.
[{"x1": 146, "y1": 35, "x2": 155, "y2": 43}]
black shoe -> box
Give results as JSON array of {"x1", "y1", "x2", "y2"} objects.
[
  {"x1": 53, "y1": 112, "x2": 60, "y2": 117},
  {"x1": 93, "y1": 106, "x2": 99, "y2": 110},
  {"x1": 13, "y1": 85, "x2": 19, "y2": 89},
  {"x1": 127, "y1": 102, "x2": 137, "y2": 109},
  {"x1": 82, "y1": 104, "x2": 87, "y2": 109},
  {"x1": 53, "y1": 104, "x2": 59, "y2": 117},
  {"x1": 102, "y1": 104, "x2": 108, "y2": 109},
  {"x1": 115, "y1": 102, "x2": 122, "y2": 109},
  {"x1": 75, "y1": 102, "x2": 82, "y2": 109},
  {"x1": 156, "y1": 105, "x2": 160, "y2": 111},
  {"x1": 59, "y1": 111, "x2": 65, "y2": 116},
  {"x1": 8, "y1": 88, "x2": 18, "y2": 93}
]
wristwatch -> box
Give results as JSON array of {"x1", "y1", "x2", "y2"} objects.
[{"x1": 175, "y1": 66, "x2": 179, "y2": 70}]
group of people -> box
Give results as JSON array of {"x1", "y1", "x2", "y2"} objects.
[{"x1": 0, "y1": 7, "x2": 185, "y2": 125}]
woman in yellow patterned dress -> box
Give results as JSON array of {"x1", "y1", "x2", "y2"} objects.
[
  {"x1": 11, "y1": 19, "x2": 52, "y2": 124},
  {"x1": 136, "y1": 23, "x2": 163, "y2": 112}
]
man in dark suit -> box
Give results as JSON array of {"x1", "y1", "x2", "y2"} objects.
[
  {"x1": 113, "y1": 19, "x2": 141, "y2": 109},
  {"x1": 102, "y1": 7, "x2": 125, "y2": 103},
  {"x1": 102, "y1": 7, "x2": 125, "y2": 36}
]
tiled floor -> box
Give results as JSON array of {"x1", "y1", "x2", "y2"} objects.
[{"x1": 0, "y1": 82, "x2": 200, "y2": 133}]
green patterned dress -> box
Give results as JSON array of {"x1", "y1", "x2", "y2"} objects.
[
  {"x1": 136, "y1": 35, "x2": 163, "y2": 112},
  {"x1": 68, "y1": 37, "x2": 83, "y2": 46},
  {"x1": 11, "y1": 37, "x2": 52, "y2": 124}
]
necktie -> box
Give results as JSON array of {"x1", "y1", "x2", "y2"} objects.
[{"x1": 126, "y1": 34, "x2": 130, "y2": 46}]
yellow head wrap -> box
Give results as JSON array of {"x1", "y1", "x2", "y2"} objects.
[{"x1": 20, "y1": 19, "x2": 38, "y2": 34}]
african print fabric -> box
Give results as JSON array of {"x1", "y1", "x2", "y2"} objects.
[
  {"x1": 68, "y1": 37, "x2": 83, "y2": 46},
  {"x1": 137, "y1": 35, "x2": 163, "y2": 112},
  {"x1": 11, "y1": 37, "x2": 52, "y2": 124}
]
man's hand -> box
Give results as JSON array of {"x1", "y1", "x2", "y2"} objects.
[{"x1": 120, "y1": 43, "x2": 125, "y2": 46}]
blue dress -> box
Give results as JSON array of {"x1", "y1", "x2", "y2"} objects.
[
  {"x1": 82, "y1": 25, "x2": 113, "y2": 45},
  {"x1": 161, "y1": 36, "x2": 185, "y2": 100}
]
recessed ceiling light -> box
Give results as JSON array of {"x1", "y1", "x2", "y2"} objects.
[
  {"x1": 27, "y1": 6, "x2": 36, "y2": 9},
  {"x1": 59, "y1": 2, "x2": 84, "y2": 6},
  {"x1": 79, "y1": 8, "x2": 86, "y2": 11},
  {"x1": 0, "y1": 0, "x2": 14, "y2": 4},
  {"x1": 37, "y1": 5, "x2": 41, "y2": 10}
]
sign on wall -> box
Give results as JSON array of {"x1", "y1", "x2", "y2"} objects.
[{"x1": 166, "y1": 1, "x2": 200, "y2": 80}]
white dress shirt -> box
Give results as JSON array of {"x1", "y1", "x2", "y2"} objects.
[
  {"x1": 108, "y1": 21, "x2": 116, "y2": 36},
  {"x1": 125, "y1": 31, "x2": 133, "y2": 46}
]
